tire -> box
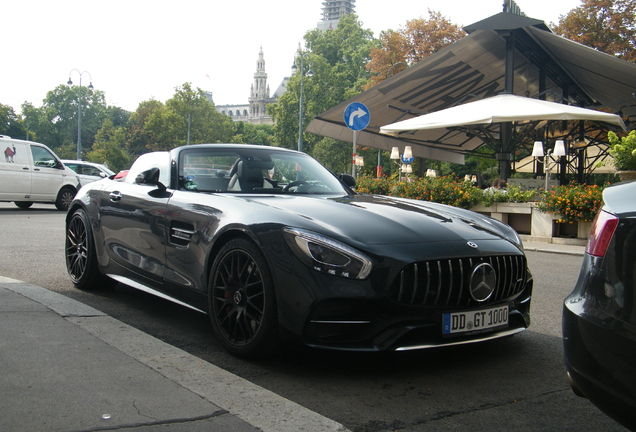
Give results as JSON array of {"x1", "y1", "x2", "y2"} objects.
[
  {"x1": 208, "y1": 238, "x2": 280, "y2": 358},
  {"x1": 14, "y1": 201, "x2": 33, "y2": 209},
  {"x1": 56, "y1": 187, "x2": 76, "y2": 211},
  {"x1": 65, "y1": 208, "x2": 113, "y2": 290}
]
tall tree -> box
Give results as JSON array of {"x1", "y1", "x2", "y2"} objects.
[
  {"x1": 0, "y1": 104, "x2": 25, "y2": 139},
  {"x1": 269, "y1": 14, "x2": 378, "y2": 153},
  {"x1": 554, "y1": 0, "x2": 636, "y2": 62},
  {"x1": 231, "y1": 122, "x2": 274, "y2": 146},
  {"x1": 364, "y1": 10, "x2": 465, "y2": 89},
  {"x1": 142, "y1": 83, "x2": 235, "y2": 151},
  {"x1": 86, "y1": 119, "x2": 131, "y2": 172},
  {"x1": 126, "y1": 99, "x2": 165, "y2": 156},
  {"x1": 20, "y1": 85, "x2": 109, "y2": 154}
]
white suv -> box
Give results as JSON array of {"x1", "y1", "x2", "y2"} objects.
[
  {"x1": 1, "y1": 136, "x2": 80, "y2": 210},
  {"x1": 62, "y1": 160, "x2": 115, "y2": 187}
]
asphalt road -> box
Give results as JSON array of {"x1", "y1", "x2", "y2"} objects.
[{"x1": 0, "y1": 202, "x2": 628, "y2": 432}]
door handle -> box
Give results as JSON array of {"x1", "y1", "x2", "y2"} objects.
[{"x1": 109, "y1": 191, "x2": 122, "y2": 202}]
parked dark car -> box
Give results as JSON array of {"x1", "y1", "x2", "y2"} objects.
[
  {"x1": 563, "y1": 180, "x2": 636, "y2": 431},
  {"x1": 65, "y1": 144, "x2": 532, "y2": 357}
]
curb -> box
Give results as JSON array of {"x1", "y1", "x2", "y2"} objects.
[{"x1": 0, "y1": 276, "x2": 349, "y2": 432}]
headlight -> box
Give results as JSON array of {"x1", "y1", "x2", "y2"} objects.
[{"x1": 283, "y1": 227, "x2": 373, "y2": 279}]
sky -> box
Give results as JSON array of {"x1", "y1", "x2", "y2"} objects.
[{"x1": 2, "y1": 0, "x2": 584, "y2": 115}]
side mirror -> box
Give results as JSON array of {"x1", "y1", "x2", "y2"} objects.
[
  {"x1": 339, "y1": 173, "x2": 356, "y2": 188},
  {"x1": 136, "y1": 167, "x2": 165, "y2": 188}
]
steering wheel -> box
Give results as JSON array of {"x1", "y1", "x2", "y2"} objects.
[{"x1": 282, "y1": 180, "x2": 308, "y2": 192}]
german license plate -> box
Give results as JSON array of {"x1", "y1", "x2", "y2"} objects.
[{"x1": 442, "y1": 305, "x2": 509, "y2": 335}]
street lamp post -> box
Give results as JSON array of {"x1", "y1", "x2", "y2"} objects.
[
  {"x1": 67, "y1": 69, "x2": 93, "y2": 161},
  {"x1": 292, "y1": 51, "x2": 313, "y2": 153}
]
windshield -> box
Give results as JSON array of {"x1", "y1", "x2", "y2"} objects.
[{"x1": 177, "y1": 147, "x2": 349, "y2": 195}]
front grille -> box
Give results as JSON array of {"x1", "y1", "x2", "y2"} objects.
[{"x1": 390, "y1": 255, "x2": 527, "y2": 308}]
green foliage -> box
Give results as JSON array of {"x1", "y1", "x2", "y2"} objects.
[
  {"x1": 312, "y1": 138, "x2": 352, "y2": 174},
  {"x1": 480, "y1": 185, "x2": 538, "y2": 207},
  {"x1": 137, "y1": 83, "x2": 236, "y2": 152},
  {"x1": 231, "y1": 122, "x2": 274, "y2": 146},
  {"x1": 536, "y1": 183, "x2": 606, "y2": 223},
  {"x1": 105, "y1": 106, "x2": 131, "y2": 129},
  {"x1": 354, "y1": 176, "x2": 394, "y2": 195},
  {"x1": 356, "y1": 174, "x2": 483, "y2": 209},
  {"x1": 269, "y1": 14, "x2": 377, "y2": 153},
  {"x1": 86, "y1": 119, "x2": 132, "y2": 172},
  {"x1": 126, "y1": 99, "x2": 164, "y2": 156},
  {"x1": 0, "y1": 103, "x2": 26, "y2": 138},
  {"x1": 356, "y1": 176, "x2": 608, "y2": 223},
  {"x1": 19, "y1": 85, "x2": 108, "y2": 153},
  {"x1": 53, "y1": 142, "x2": 79, "y2": 160},
  {"x1": 608, "y1": 130, "x2": 636, "y2": 171}
]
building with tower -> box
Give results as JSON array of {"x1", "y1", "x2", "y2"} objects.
[
  {"x1": 215, "y1": 1, "x2": 356, "y2": 124},
  {"x1": 318, "y1": 0, "x2": 356, "y2": 31},
  {"x1": 215, "y1": 48, "x2": 288, "y2": 125}
]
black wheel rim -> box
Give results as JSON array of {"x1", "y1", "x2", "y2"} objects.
[
  {"x1": 212, "y1": 249, "x2": 265, "y2": 347},
  {"x1": 66, "y1": 214, "x2": 88, "y2": 282}
]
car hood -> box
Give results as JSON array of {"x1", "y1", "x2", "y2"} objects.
[{"x1": 238, "y1": 193, "x2": 520, "y2": 248}]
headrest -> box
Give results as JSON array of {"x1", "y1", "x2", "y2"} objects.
[{"x1": 241, "y1": 159, "x2": 274, "y2": 170}]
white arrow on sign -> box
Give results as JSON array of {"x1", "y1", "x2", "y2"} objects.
[{"x1": 348, "y1": 108, "x2": 368, "y2": 127}]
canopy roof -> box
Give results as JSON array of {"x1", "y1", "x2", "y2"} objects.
[
  {"x1": 307, "y1": 14, "x2": 636, "y2": 165},
  {"x1": 380, "y1": 93, "x2": 626, "y2": 134}
]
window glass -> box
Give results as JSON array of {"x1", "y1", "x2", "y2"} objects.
[
  {"x1": 83, "y1": 165, "x2": 102, "y2": 176},
  {"x1": 177, "y1": 147, "x2": 347, "y2": 194},
  {"x1": 31, "y1": 146, "x2": 58, "y2": 168},
  {"x1": 65, "y1": 163, "x2": 79, "y2": 173}
]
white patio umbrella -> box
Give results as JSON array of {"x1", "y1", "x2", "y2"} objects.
[{"x1": 379, "y1": 93, "x2": 626, "y2": 135}]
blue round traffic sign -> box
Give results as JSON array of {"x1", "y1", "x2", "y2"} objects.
[{"x1": 344, "y1": 102, "x2": 370, "y2": 131}]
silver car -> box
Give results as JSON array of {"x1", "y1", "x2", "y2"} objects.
[{"x1": 62, "y1": 160, "x2": 115, "y2": 187}]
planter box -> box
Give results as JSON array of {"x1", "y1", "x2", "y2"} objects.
[
  {"x1": 472, "y1": 202, "x2": 532, "y2": 235},
  {"x1": 470, "y1": 202, "x2": 590, "y2": 245}
]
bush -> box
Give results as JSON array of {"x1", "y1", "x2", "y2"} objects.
[
  {"x1": 608, "y1": 130, "x2": 636, "y2": 171},
  {"x1": 535, "y1": 183, "x2": 605, "y2": 223},
  {"x1": 481, "y1": 185, "x2": 538, "y2": 207},
  {"x1": 357, "y1": 175, "x2": 604, "y2": 223},
  {"x1": 356, "y1": 175, "x2": 482, "y2": 209}
]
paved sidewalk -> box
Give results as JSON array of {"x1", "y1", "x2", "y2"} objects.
[
  {"x1": 522, "y1": 241, "x2": 585, "y2": 256},
  {"x1": 0, "y1": 277, "x2": 348, "y2": 432}
]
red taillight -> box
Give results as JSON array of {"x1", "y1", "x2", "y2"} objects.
[{"x1": 585, "y1": 210, "x2": 618, "y2": 257}]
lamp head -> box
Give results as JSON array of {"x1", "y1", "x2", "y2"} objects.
[
  {"x1": 390, "y1": 147, "x2": 400, "y2": 160},
  {"x1": 88, "y1": 82, "x2": 94, "y2": 90},
  {"x1": 532, "y1": 141, "x2": 544, "y2": 157},
  {"x1": 67, "y1": 78, "x2": 73, "y2": 86},
  {"x1": 403, "y1": 146, "x2": 413, "y2": 160},
  {"x1": 553, "y1": 140, "x2": 566, "y2": 156}
]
